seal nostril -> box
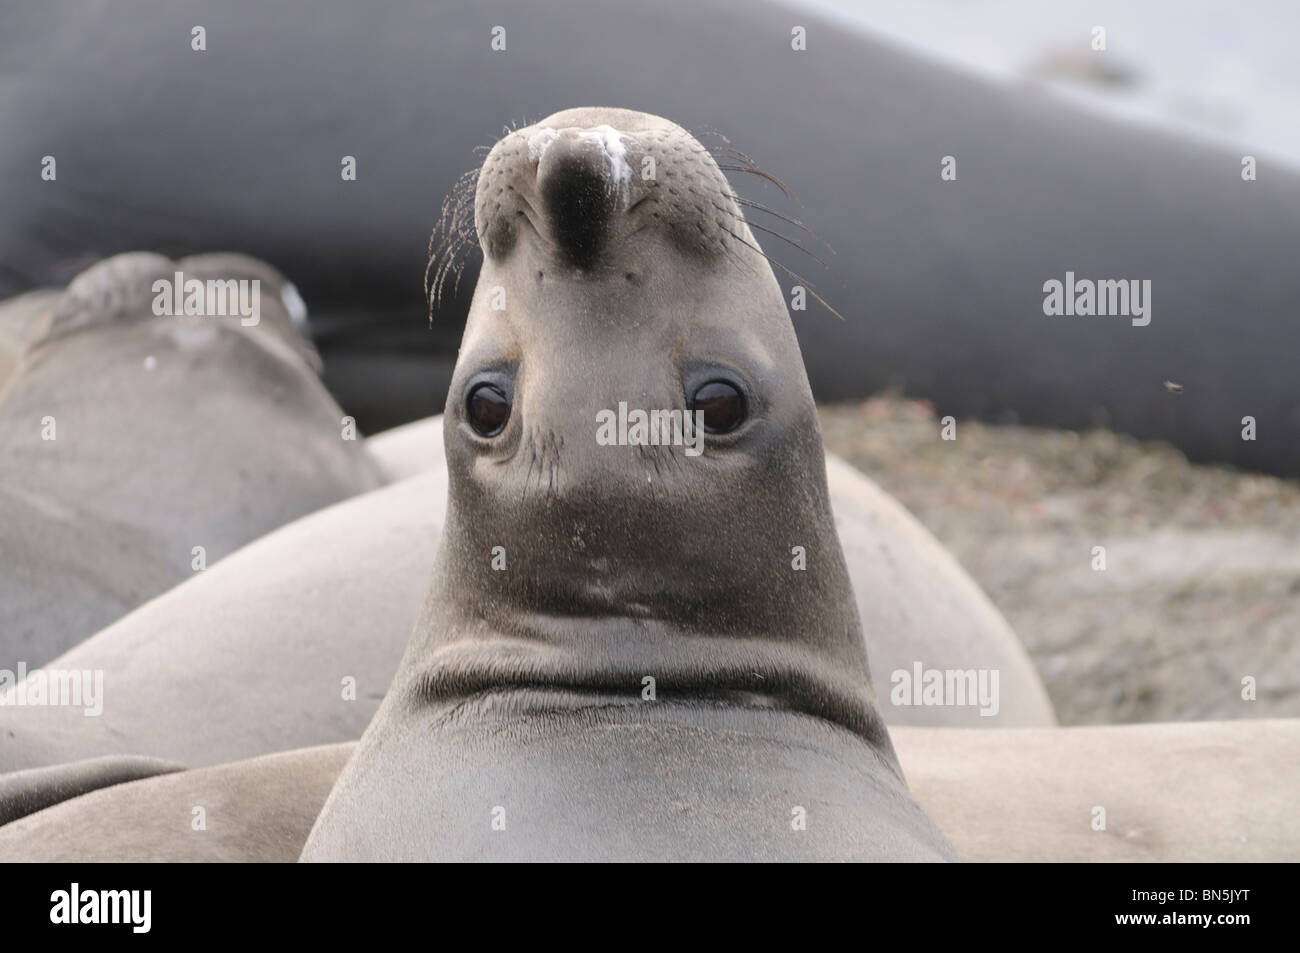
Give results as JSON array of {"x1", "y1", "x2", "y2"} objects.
[{"x1": 536, "y1": 147, "x2": 616, "y2": 269}]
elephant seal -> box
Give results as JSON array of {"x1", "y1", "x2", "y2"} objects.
[
  {"x1": 366, "y1": 415, "x2": 447, "y2": 482},
  {"x1": 6, "y1": 1, "x2": 1300, "y2": 474},
  {"x1": 8, "y1": 721, "x2": 1298, "y2": 862},
  {"x1": 0, "y1": 755, "x2": 184, "y2": 828},
  {"x1": 0, "y1": 435, "x2": 1050, "y2": 786},
  {"x1": 0, "y1": 745, "x2": 352, "y2": 863},
  {"x1": 893, "y1": 719, "x2": 1300, "y2": 862},
  {"x1": 300, "y1": 108, "x2": 954, "y2": 862},
  {"x1": 0, "y1": 470, "x2": 446, "y2": 777},
  {"x1": 0, "y1": 252, "x2": 384, "y2": 667},
  {"x1": 373, "y1": 416, "x2": 1053, "y2": 726},
  {"x1": 0, "y1": 291, "x2": 60, "y2": 395}
]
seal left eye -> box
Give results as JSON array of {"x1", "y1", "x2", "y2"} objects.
[
  {"x1": 467, "y1": 382, "x2": 511, "y2": 437},
  {"x1": 690, "y1": 380, "x2": 746, "y2": 434}
]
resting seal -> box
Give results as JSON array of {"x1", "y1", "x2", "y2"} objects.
[
  {"x1": 0, "y1": 252, "x2": 383, "y2": 666},
  {"x1": 7, "y1": 720, "x2": 1297, "y2": 862},
  {"x1": 300, "y1": 108, "x2": 953, "y2": 861},
  {"x1": 0, "y1": 471, "x2": 446, "y2": 777},
  {"x1": 0, "y1": 431, "x2": 1050, "y2": 785},
  {"x1": 0, "y1": 745, "x2": 351, "y2": 863}
]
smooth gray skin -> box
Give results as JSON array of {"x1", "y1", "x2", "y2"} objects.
[
  {"x1": 0, "y1": 290, "x2": 59, "y2": 394},
  {"x1": 8, "y1": 721, "x2": 1296, "y2": 862},
  {"x1": 0, "y1": 413, "x2": 1047, "y2": 825},
  {"x1": 0, "y1": 444, "x2": 1048, "y2": 780},
  {"x1": 0, "y1": 745, "x2": 352, "y2": 863},
  {"x1": 0, "y1": 755, "x2": 183, "y2": 827},
  {"x1": 6, "y1": 2, "x2": 1300, "y2": 472},
  {"x1": 302, "y1": 108, "x2": 955, "y2": 861},
  {"x1": 894, "y1": 720, "x2": 1300, "y2": 862},
  {"x1": 367, "y1": 415, "x2": 447, "y2": 482},
  {"x1": 373, "y1": 416, "x2": 1054, "y2": 726},
  {"x1": 0, "y1": 252, "x2": 384, "y2": 667},
  {"x1": 12, "y1": 720, "x2": 1297, "y2": 862},
  {"x1": 0, "y1": 469, "x2": 446, "y2": 777}
]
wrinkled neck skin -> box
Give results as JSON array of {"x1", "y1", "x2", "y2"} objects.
[
  {"x1": 303, "y1": 108, "x2": 955, "y2": 861},
  {"x1": 409, "y1": 392, "x2": 892, "y2": 752},
  {"x1": 406, "y1": 251, "x2": 896, "y2": 761}
]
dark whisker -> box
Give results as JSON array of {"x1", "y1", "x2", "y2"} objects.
[
  {"x1": 733, "y1": 197, "x2": 832, "y2": 251},
  {"x1": 425, "y1": 163, "x2": 483, "y2": 325},
  {"x1": 720, "y1": 225, "x2": 846, "y2": 321},
  {"x1": 715, "y1": 164, "x2": 801, "y2": 205},
  {"x1": 706, "y1": 146, "x2": 763, "y2": 168},
  {"x1": 742, "y1": 217, "x2": 846, "y2": 288}
]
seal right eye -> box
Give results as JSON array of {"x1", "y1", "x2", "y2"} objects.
[{"x1": 467, "y1": 382, "x2": 511, "y2": 437}]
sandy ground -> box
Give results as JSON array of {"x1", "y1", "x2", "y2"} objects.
[{"x1": 820, "y1": 394, "x2": 1300, "y2": 725}]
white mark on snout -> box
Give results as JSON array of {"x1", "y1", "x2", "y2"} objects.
[
  {"x1": 527, "y1": 127, "x2": 559, "y2": 161},
  {"x1": 581, "y1": 125, "x2": 634, "y2": 199},
  {"x1": 528, "y1": 124, "x2": 637, "y2": 206}
]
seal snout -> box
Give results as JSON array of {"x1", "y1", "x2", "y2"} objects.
[
  {"x1": 532, "y1": 129, "x2": 625, "y2": 269},
  {"x1": 473, "y1": 108, "x2": 748, "y2": 273}
]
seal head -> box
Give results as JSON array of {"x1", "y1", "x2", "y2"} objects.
[{"x1": 439, "y1": 107, "x2": 886, "y2": 745}]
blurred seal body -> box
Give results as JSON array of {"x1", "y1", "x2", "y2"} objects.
[{"x1": 0, "y1": 253, "x2": 382, "y2": 667}]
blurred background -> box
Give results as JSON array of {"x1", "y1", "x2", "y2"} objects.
[
  {"x1": 797, "y1": 0, "x2": 1299, "y2": 727},
  {"x1": 807, "y1": 0, "x2": 1300, "y2": 166}
]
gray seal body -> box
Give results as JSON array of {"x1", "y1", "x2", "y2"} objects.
[{"x1": 0, "y1": 252, "x2": 383, "y2": 666}]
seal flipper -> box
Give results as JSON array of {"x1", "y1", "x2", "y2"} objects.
[{"x1": 0, "y1": 755, "x2": 185, "y2": 827}]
